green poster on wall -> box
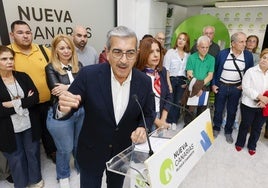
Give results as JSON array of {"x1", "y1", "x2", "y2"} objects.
[{"x1": 172, "y1": 14, "x2": 230, "y2": 50}]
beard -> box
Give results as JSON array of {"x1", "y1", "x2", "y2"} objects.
[{"x1": 78, "y1": 41, "x2": 86, "y2": 48}]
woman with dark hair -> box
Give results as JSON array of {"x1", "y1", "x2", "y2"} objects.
[
  {"x1": 246, "y1": 35, "x2": 260, "y2": 65},
  {"x1": 136, "y1": 37, "x2": 172, "y2": 130},
  {"x1": 0, "y1": 45, "x2": 43, "y2": 188}
]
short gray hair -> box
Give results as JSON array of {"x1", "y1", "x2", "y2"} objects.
[
  {"x1": 106, "y1": 26, "x2": 138, "y2": 50},
  {"x1": 197, "y1": 35, "x2": 210, "y2": 46},
  {"x1": 231, "y1": 32, "x2": 246, "y2": 42},
  {"x1": 203, "y1": 25, "x2": 215, "y2": 34}
]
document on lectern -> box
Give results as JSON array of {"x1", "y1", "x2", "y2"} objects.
[{"x1": 134, "y1": 137, "x2": 169, "y2": 153}]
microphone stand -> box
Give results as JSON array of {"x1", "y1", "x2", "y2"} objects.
[
  {"x1": 151, "y1": 92, "x2": 195, "y2": 117},
  {"x1": 132, "y1": 95, "x2": 154, "y2": 156}
]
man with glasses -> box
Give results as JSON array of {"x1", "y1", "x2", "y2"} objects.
[
  {"x1": 57, "y1": 26, "x2": 155, "y2": 188},
  {"x1": 191, "y1": 25, "x2": 220, "y2": 58},
  {"x1": 184, "y1": 35, "x2": 215, "y2": 126}
]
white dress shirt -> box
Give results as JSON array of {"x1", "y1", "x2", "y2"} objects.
[
  {"x1": 111, "y1": 68, "x2": 132, "y2": 124},
  {"x1": 242, "y1": 65, "x2": 268, "y2": 108}
]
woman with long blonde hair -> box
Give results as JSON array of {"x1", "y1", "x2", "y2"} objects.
[{"x1": 45, "y1": 34, "x2": 84, "y2": 188}]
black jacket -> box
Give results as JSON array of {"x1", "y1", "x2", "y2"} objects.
[
  {"x1": 45, "y1": 62, "x2": 83, "y2": 105},
  {"x1": 0, "y1": 71, "x2": 39, "y2": 153}
]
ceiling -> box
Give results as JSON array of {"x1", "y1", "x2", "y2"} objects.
[{"x1": 158, "y1": 0, "x2": 249, "y2": 7}]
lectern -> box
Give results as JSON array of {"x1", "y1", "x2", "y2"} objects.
[{"x1": 106, "y1": 109, "x2": 214, "y2": 188}]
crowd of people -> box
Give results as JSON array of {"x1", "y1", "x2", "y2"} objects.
[{"x1": 0, "y1": 19, "x2": 267, "y2": 188}]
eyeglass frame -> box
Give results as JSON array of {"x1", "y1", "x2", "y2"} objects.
[{"x1": 110, "y1": 49, "x2": 137, "y2": 60}]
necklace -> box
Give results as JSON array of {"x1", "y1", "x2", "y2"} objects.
[{"x1": 4, "y1": 76, "x2": 21, "y2": 100}]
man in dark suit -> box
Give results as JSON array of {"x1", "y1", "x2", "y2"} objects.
[{"x1": 58, "y1": 26, "x2": 155, "y2": 188}]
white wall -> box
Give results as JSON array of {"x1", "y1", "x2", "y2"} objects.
[
  {"x1": 149, "y1": 2, "x2": 168, "y2": 37},
  {"x1": 168, "y1": 4, "x2": 187, "y2": 30},
  {"x1": 202, "y1": 7, "x2": 268, "y2": 52},
  {"x1": 162, "y1": 4, "x2": 268, "y2": 52},
  {"x1": 0, "y1": 0, "x2": 115, "y2": 53},
  {"x1": 4, "y1": 0, "x2": 266, "y2": 53},
  {"x1": 117, "y1": 0, "x2": 167, "y2": 40},
  {"x1": 117, "y1": 0, "x2": 150, "y2": 40}
]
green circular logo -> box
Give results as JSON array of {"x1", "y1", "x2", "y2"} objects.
[
  {"x1": 257, "y1": 12, "x2": 263, "y2": 18},
  {"x1": 171, "y1": 14, "x2": 230, "y2": 49},
  {"x1": 246, "y1": 12, "x2": 251, "y2": 17},
  {"x1": 135, "y1": 174, "x2": 147, "y2": 188},
  {"x1": 159, "y1": 158, "x2": 174, "y2": 185}
]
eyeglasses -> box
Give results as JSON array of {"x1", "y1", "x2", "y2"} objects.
[
  {"x1": 198, "y1": 46, "x2": 209, "y2": 50},
  {"x1": 111, "y1": 49, "x2": 137, "y2": 60}
]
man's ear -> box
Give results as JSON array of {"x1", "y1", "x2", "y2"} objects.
[
  {"x1": 10, "y1": 32, "x2": 14, "y2": 40},
  {"x1": 104, "y1": 46, "x2": 108, "y2": 53},
  {"x1": 105, "y1": 46, "x2": 110, "y2": 61}
]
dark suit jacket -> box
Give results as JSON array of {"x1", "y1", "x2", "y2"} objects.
[
  {"x1": 68, "y1": 63, "x2": 155, "y2": 175},
  {"x1": 0, "y1": 71, "x2": 40, "y2": 153}
]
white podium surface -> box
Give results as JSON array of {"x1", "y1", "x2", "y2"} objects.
[
  {"x1": 107, "y1": 109, "x2": 214, "y2": 188},
  {"x1": 145, "y1": 109, "x2": 213, "y2": 188}
]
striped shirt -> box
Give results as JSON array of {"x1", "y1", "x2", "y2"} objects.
[{"x1": 220, "y1": 51, "x2": 245, "y2": 84}]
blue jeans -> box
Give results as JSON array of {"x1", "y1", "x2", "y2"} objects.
[
  {"x1": 213, "y1": 83, "x2": 242, "y2": 134},
  {"x1": 3, "y1": 128, "x2": 42, "y2": 188},
  {"x1": 47, "y1": 107, "x2": 84, "y2": 179},
  {"x1": 235, "y1": 104, "x2": 266, "y2": 150},
  {"x1": 167, "y1": 76, "x2": 186, "y2": 124}
]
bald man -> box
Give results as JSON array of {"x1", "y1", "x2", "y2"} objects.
[{"x1": 72, "y1": 25, "x2": 98, "y2": 66}]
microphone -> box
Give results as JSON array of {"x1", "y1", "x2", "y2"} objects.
[
  {"x1": 151, "y1": 92, "x2": 194, "y2": 117},
  {"x1": 132, "y1": 94, "x2": 154, "y2": 156}
]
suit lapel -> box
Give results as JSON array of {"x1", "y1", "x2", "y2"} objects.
[
  {"x1": 98, "y1": 64, "x2": 116, "y2": 125},
  {"x1": 118, "y1": 69, "x2": 139, "y2": 124}
]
